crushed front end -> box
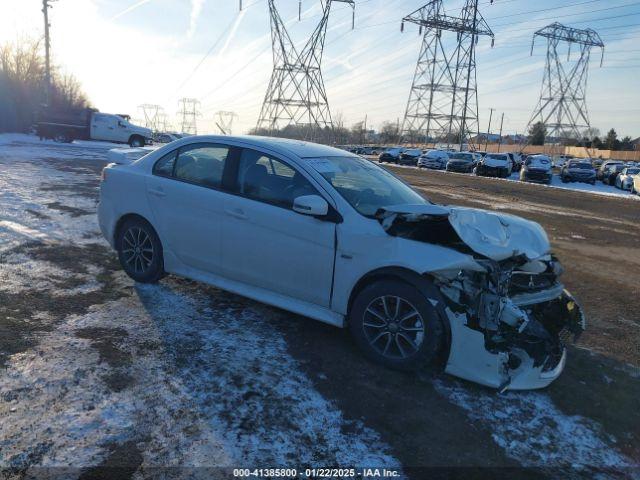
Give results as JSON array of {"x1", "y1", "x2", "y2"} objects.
[
  {"x1": 434, "y1": 256, "x2": 585, "y2": 390},
  {"x1": 376, "y1": 205, "x2": 586, "y2": 390}
]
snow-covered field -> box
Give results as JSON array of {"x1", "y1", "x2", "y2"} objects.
[{"x1": 0, "y1": 134, "x2": 637, "y2": 477}]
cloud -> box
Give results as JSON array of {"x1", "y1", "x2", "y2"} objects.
[
  {"x1": 218, "y1": 8, "x2": 247, "y2": 58},
  {"x1": 188, "y1": 0, "x2": 205, "y2": 38}
]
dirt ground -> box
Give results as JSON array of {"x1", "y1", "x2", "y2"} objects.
[{"x1": 0, "y1": 139, "x2": 638, "y2": 479}]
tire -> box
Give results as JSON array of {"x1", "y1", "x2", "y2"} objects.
[
  {"x1": 129, "y1": 135, "x2": 145, "y2": 148},
  {"x1": 54, "y1": 133, "x2": 71, "y2": 143},
  {"x1": 348, "y1": 279, "x2": 445, "y2": 371},
  {"x1": 116, "y1": 217, "x2": 164, "y2": 283}
]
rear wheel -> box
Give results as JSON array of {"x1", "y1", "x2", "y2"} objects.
[
  {"x1": 349, "y1": 279, "x2": 445, "y2": 371},
  {"x1": 116, "y1": 217, "x2": 164, "y2": 283}
]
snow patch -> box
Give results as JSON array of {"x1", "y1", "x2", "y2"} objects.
[{"x1": 434, "y1": 379, "x2": 633, "y2": 470}]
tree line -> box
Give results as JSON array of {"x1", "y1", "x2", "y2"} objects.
[
  {"x1": 528, "y1": 122, "x2": 636, "y2": 151},
  {"x1": 0, "y1": 37, "x2": 90, "y2": 133}
]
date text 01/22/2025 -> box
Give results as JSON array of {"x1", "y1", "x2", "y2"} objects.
[{"x1": 233, "y1": 468, "x2": 401, "y2": 478}]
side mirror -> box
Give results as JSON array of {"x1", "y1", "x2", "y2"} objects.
[{"x1": 293, "y1": 195, "x2": 328, "y2": 217}]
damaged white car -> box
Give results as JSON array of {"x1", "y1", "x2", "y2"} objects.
[{"x1": 98, "y1": 136, "x2": 584, "y2": 390}]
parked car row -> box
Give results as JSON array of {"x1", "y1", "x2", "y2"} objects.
[
  {"x1": 378, "y1": 147, "x2": 523, "y2": 179},
  {"x1": 376, "y1": 147, "x2": 640, "y2": 192}
]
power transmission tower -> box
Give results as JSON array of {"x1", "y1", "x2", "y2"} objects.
[
  {"x1": 41, "y1": 0, "x2": 57, "y2": 105},
  {"x1": 256, "y1": 0, "x2": 355, "y2": 141},
  {"x1": 178, "y1": 98, "x2": 201, "y2": 135},
  {"x1": 526, "y1": 22, "x2": 604, "y2": 145},
  {"x1": 400, "y1": 0, "x2": 493, "y2": 151},
  {"x1": 138, "y1": 104, "x2": 165, "y2": 132},
  {"x1": 215, "y1": 111, "x2": 239, "y2": 135}
]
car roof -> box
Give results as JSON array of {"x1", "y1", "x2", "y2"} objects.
[{"x1": 169, "y1": 134, "x2": 357, "y2": 159}]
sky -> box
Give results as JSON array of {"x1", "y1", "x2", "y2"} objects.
[{"x1": 2, "y1": 0, "x2": 639, "y2": 137}]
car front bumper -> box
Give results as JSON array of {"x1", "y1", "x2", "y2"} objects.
[
  {"x1": 523, "y1": 170, "x2": 552, "y2": 183},
  {"x1": 477, "y1": 165, "x2": 509, "y2": 176},
  {"x1": 444, "y1": 288, "x2": 584, "y2": 390},
  {"x1": 446, "y1": 162, "x2": 473, "y2": 172},
  {"x1": 419, "y1": 160, "x2": 445, "y2": 169}
]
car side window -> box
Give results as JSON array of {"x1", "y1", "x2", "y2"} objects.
[
  {"x1": 174, "y1": 144, "x2": 229, "y2": 188},
  {"x1": 237, "y1": 148, "x2": 316, "y2": 209},
  {"x1": 153, "y1": 150, "x2": 177, "y2": 177}
]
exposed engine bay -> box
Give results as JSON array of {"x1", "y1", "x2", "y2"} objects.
[{"x1": 376, "y1": 205, "x2": 586, "y2": 390}]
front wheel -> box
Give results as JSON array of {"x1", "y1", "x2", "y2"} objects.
[
  {"x1": 129, "y1": 136, "x2": 145, "y2": 148},
  {"x1": 349, "y1": 280, "x2": 445, "y2": 371},
  {"x1": 116, "y1": 218, "x2": 164, "y2": 283}
]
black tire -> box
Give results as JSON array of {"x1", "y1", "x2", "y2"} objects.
[
  {"x1": 129, "y1": 135, "x2": 145, "y2": 148},
  {"x1": 116, "y1": 217, "x2": 164, "y2": 283},
  {"x1": 348, "y1": 279, "x2": 445, "y2": 371}
]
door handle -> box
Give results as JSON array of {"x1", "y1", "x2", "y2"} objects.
[
  {"x1": 225, "y1": 208, "x2": 247, "y2": 220},
  {"x1": 148, "y1": 187, "x2": 166, "y2": 198}
]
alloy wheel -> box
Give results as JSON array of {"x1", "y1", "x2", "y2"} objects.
[
  {"x1": 122, "y1": 227, "x2": 154, "y2": 274},
  {"x1": 362, "y1": 296, "x2": 425, "y2": 360}
]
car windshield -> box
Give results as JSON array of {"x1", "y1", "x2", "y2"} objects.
[
  {"x1": 450, "y1": 153, "x2": 473, "y2": 161},
  {"x1": 486, "y1": 154, "x2": 507, "y2": 160},
  {"x1": 405, "y1": 149, "x2": 421, "y2": 155},
  {"x1": 627, "y1": 168, "x2": 640, "y2": 174},
  {"x1": 307, "y1": 156, "x2": 427, "y2": 217},
  {"x1": 526, "y1": 156, "x2": 550, "y2": 166}
]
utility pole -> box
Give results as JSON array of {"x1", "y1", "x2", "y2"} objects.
[
  {"x1": 484, "y1": 108, "x2": 494, "y2": 152},
  {"x1": 497, "y1": 112, "x2": 504, "y2": 152},
  {"x1": 362, "y1": 114, "x2": 367, "y2": 144},
  {"x1": 42, "y1": 0, "x2": 56, "y2": 105}
]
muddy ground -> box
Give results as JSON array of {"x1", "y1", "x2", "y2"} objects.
[{"x1": 0, "y1": 139, "x2": 638, "y2": 479}]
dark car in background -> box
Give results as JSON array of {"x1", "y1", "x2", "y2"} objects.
[
  {"x1": 597, "y1": 160, "x2": 624, "y2": 181},
  {"x1": 446, "y1": 152, "x2": 476, "y2": 173},
  {"x1": 560, "y1": 160, "x2": 596, "y2": 184},
  {"x1": 520, "y1": 154, "x2": 553, "y2": 184},
  {"x1": 399, "y1": 148, "x2": 422, "y2": 166},
  {"x1": 602, "y1": 164, "x2": 625, "y2": 186},
  {"x1": 378, "y1": 147, "x2": 404, "y2": 164}
]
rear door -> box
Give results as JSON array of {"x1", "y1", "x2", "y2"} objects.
[
  {"x1": 145, "y1": 142, "x2": 236, "y2": 274},
  {"x1": 220, "y1": 148, "x2": 336, "y2": 307}
]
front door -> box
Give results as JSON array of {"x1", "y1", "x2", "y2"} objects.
[{"x1": 221, "y1": 148, "x2": 336, "y2": 308}]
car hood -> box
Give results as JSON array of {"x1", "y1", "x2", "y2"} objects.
[{"x1": 377, "y1": 204, "x2": 550, "y2": 261}]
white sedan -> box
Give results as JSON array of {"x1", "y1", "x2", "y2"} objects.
[{"x1": 98, "y1": 135, "x2": 584, "y2": 390}]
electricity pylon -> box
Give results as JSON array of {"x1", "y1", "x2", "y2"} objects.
[
  {"x1": 526, "y1": 22, "x2": 604, "y2": 144},
  {"x1": 400, "y1": 0, "x2": 493, "y2": 151},
  {"x1": 178, "y1": 98, "x2": 201, "y2": 135},
  {"x1": 138, "y1": 104, "x2": 165, "y2": 132},
  {"x1": 215, "y1": 111, "x2": 239, "y2": 135},
  {"x1": 256, "y1": 0, "x2": 355, "y2": 141}
]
